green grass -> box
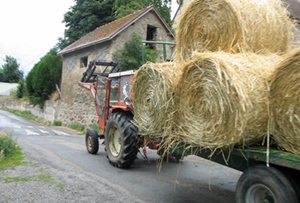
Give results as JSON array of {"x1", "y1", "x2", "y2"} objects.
[
  {"x1": 88, "y1": 123, "x2": 102, "y2": 135},
  {"x1": 0, "y1": 147, "x2": 25, "y2": 170},
  {"x1": 1, "y1": 173, "x2": 64, "y2": 189},
  {"x1": 68, "y1": 122, "x2": 85, "y2": 133},
  {"x1": 0, "y1": 133, "x2": 25, "y2": 170},
  {"x1": 53, "y1": 119, "x2": 62, "y2": 126}
]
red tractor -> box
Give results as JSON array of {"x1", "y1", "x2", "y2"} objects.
[{"x1": 79, "y1": 61, "x2": 168, "y2": 168}]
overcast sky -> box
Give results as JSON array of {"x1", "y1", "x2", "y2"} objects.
[
  {"x1": 0, "y1": 0, "x2": 74, "y2": 75},
  {"x1": 0, "y1": 0, "x2": 179, "y2": 76}
]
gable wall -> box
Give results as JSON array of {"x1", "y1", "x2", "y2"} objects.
[
  {"x1": 58, "y1": 42, "x2": 112, "y2": 126},
  {"x1": 60, "y1": 41, "x2": 111, "y2": 104},
  {"x1": 111, "y1": 11, "x2": 175, "y2": 62}
]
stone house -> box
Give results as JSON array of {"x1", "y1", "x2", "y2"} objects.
[{"x1": 57, "y1": 6, "x2": 175, "y2": 126}]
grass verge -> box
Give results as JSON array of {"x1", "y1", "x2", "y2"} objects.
[
  {"x1": 0, "y1": 146, "x2": 24, "y2": 170},
  {"x1": 1, "y1": 173, "x2": 64, "y2": 189},
  {"x1": 0, "y1": 132, "x2": 64, "y2": 189},
  {"x1": 0, "y1": 132, "x2": 24, "y2": 170}
]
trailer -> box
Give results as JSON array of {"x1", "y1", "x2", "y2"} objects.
[{"x1": 171, "y1": 145, "x2": 300, "y2": 203}]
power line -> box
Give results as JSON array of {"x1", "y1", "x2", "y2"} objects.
[
  {"x1": 21, "y1": 49, "x2": 48, "y2": 70},
  {"x1": 0, "y1": 52, "x2": 41, "y2": 57}
]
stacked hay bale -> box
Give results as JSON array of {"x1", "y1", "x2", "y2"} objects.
[
  {"x1": 161, "y1": 0, "x2": 295, "y2": 152},
  {"x1": 167, "y1": 52, "x2": 281, "y2": 150},
  {"x1": 175, "y1": 0, "x2": 293, "y2": 63},
  {"x1": 132, "y1": 62, "x2": 180, "y2": 139},
  {"x1": 132, "y1": 0, "x2": 297, "y2": 154},
  {"x1": 270, "y1": 48, "x2": 300, "y2": 155}
]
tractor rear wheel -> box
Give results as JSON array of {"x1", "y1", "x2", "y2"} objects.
[
  {"x1": 105, "y1": 112, "x2": 138, "y2": 168},
  {"x1": 85, "y1": 128, "x2": 99, "y2": 154}
]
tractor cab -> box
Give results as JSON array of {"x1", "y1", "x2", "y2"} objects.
[{"x1": 79, "y1": 60, "x2": 134, "y2": 131}]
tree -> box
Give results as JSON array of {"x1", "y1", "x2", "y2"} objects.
[
  {"x1": 113, "y1": 0, "x2": 172, "y2": 26},
  {"x1": 16, "y1": 79, "x2": 25, "y2": 99},
  {"x1": 0, "y1": 55, "x2": 23, "y2": 83},
  {"x1": 26, "y1": 48, "x2": 62, "y2": 108},
  {"x1": 61, "y1": 0, "x2": 116, "y2": 49},
  {"x1": 113, "y1": 33, "x2": 158, "y2": 71}
]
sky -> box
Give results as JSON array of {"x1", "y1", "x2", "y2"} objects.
[
  {"x1": 0, "y1": 0, "x2": 75, "y2": 75},
  {"x1": 0, "y1": 0, "x2": 179, "y2": 76}
]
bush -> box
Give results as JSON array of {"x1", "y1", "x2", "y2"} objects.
[
  {"x1": 25, "y1": 48, "x2": 62, "y2": 108},
  {"x1": 89, "y1": 123, "x2": 102, "y2": 135},
  {"x1": 16, "y1": 79, "x2": 25, "y2": 98},
  {"x1": 113, "y1": 33, "x2": 158, "y2": 71},
  {"x1": 0, "y1": 135, "x2": 16, "y2": 157},
  {"x1": 53, "y1": 120, "x2": 62, "y2": 126},
  {"x1": 68, "y1": 122, "x2": 85, "y2": 132}
]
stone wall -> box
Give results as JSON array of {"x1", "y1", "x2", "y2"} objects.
[
  {"x1": 56, "y1": 86, "x2": 98, "y2": 126},
  {"x1": 0, "y1": 91, "x2": 98, "y2": 128},
  {"x1": 60, "y1": 41, "x2": 111, "y2": 104}
]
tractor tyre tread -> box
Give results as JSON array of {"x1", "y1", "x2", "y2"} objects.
[{"x1": 105, "y1": 112, "x2": 138, "y2": 168}]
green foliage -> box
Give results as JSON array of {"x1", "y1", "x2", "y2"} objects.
[
  {"x1": 113, "y1": 33, "x2": 158, "y2": 71},
  {"x1": 16, "y1": 79, "x2": 25, "y2": 99},
  {"x1": 68, "y1": 122, "x2": 85, "y2": 132},
  {"x1": 113, "y1": 0, "x2": 144, "y2": 18},
  {"x1": 0, "y1": 55, "x2": 23, "y2": 83},
  {"x1": 89, "y1": 123, "x2": 102, "y2": 135},
  {"x1": 53, "y1": 120, "x2": 62, "y2": 126},
  {"x1": 177, "y1": 0, "x2": 183, "y2": 5},
  {"x1": 2, "y1": 173, "x2": 64, "y2": 189},
  {"x1": 0, "y1": 68, "x2": 3, "y2": 81},
  {"x1": 0, "y1": 135, "x2": 16, "y2": 157},
  {"x1": 113, "y1": 0, "x2": 172, "y2": 27},
  {"x1": 60, "y1": 0, "x2": 116, "y2": 49},
  {"x1": 25, "y1": 48, "x2": 62, "y2": 108},
  {"x1": 0, "y1": 146, "x2": 24, "y2": 170}
]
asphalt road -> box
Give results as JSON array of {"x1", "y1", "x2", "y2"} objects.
[{"x1": 0, "y1": 110, "x2": 241, "y2": 203}]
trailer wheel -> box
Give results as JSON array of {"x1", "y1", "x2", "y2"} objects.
[
  {"x1": 105, "y1": 112, "x2": 138, "y2": 168},
  {"x1": 85, "y1": 128, "x2": 99, "y2": 154},
  {"x1": 236, "y1": 164, "x2": 298, "y2": 203}
]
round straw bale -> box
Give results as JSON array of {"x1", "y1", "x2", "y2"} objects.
[
  {"x1": 132, "y1": 62, "x2": 180, "y2": 138},
  {"x1": 175, "y1": 0, "x2": 293, "y2": 63},
  {"x1": 270, "y1": 48, "x2": 300, "y2": 154},
  {"x1": 169, "y1": 52, "x2": 281, "y2": 149}
]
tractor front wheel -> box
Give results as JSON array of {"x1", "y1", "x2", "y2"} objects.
[{"x1": 105, "y1": 112, "x2": 138, "y2": 168}]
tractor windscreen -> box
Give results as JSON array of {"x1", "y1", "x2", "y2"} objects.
[
  {"x1": 96, "y1": 77, "x2": 107, "y2": 120},
  {"x1": 120, "y1": 75, "x2": 131, "y2": 102}
]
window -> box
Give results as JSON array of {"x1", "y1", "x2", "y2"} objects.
[
  {"x1": 80, "y1": 56, "x2": 88, "y2": 68},
  {"x1": 146, "y1": 25, "x2": 157, "y2": 49}
]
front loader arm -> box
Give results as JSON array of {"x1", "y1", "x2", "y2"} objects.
[{"x1": 78, "y1": 82, "x2": 97, "y2": 99}]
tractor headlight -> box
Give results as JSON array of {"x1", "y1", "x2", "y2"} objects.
[{"x1": 124, "y1": 97, "x2": 132, "y2": 106}]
